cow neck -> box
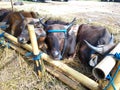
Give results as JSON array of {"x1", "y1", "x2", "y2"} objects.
[{"x1": 47, "y1": 29, "x2": 67, "y2": 58}]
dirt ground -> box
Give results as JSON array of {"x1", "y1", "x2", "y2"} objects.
[{"x1": 0, "y1": 1, "x2": 120, "y2": 90}]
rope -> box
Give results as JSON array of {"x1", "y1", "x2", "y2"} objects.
[
  {"x1": 33, "y1": 52, "x2": 43, "y2": 61},
  {"x1": 25, "y1": 52, "x2": 43, "y2": 61},
  {"x1": 0, "y1": 32, "x2": 4, "y2": 38},
  {"x1": 113, "y1": 53, "x2": 120, "y2": 60},
  {"x1": 104, "y1": 65, "x2": 120, "y2": 90},
  {"x1": 47, "y1": 29, "x2": 67, "y2": 33}
]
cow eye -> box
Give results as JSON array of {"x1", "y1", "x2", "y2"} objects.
[{"x1": 57, "y1": 33, "x2": 65, "y2": 39}]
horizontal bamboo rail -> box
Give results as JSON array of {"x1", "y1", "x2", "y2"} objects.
[{"x1": 0, "y1": 29, "x2": 100, "y2": 90}]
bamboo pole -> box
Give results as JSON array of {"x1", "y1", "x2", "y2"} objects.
[
  {"x1": 0, "y1": 29, "x2": 100, "y2": 90},
  {"x1": 0, "y1": 29, "x2": 32, "y2": 52},
  {"x1": 45, "y1": 65, "x2": 86, "y2": 90},
  {"x1": 27, "y1": 25, "x2": 42, "y2": 78},
  {"x1": 93, "y1": 43, "x2": 120, "y2": 80},
  {"x1": 10, "y1": 0, "x2": 14, "y2": 11}
]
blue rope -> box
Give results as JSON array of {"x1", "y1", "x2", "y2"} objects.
[
  {"x1": 113, "y1": 53, "x2": 120, "y2": 60},
  {"x1": 47, "y1": 29, "x2": 67, "y2": 33},
  {"x1": 104, "y1": 65, "x2": 120, "y2": 90},
  {"x1": 108, "y1": 53, "x2": 120, "y2": 60},
  {"x1": 25, "y1": 52, "x2": 33, "y2": 57},
  {"x1": 0, "y1": 32, "x2": 5, "y2": 45},
  {"x1": 25, "y1": 52, "x2": 43, "y2": 61},
  {"x1": 0, "y1": 32, "x2": 4, "y2": 38},
  {"x1": 33, "y1": 52, "x2": 43, "y2": 61},
  {"x1": 0, "y1": 25, "x2": 8, "y2": 29}
]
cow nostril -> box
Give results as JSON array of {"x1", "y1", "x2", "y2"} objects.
[
  {"x1": 18, "y1": 37, "x2": 26, "y2": 44},
  {"x1": 53, "y1": 51, "x2": 59, "y2": 57}
]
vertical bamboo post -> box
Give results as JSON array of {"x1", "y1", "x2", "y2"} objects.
[
  {"x1": 27, "y1": 24, "x2": 42, "y2": 78},
  {"x1": 10, "y1": 0, "x2": 13, "y2": 11}
]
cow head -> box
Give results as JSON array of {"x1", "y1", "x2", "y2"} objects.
[
  {"x1": 17, "y1": 18, "x2": 46, "y2": 44},
  {"x1": 77, "y1": 24, "x2": 115, "y2": 66},
  {"x1": 40, "y1": 18, "x2": 76, "y2": 60},
  {"x1": 84, "y1": 34, "x2": 115, "y2": 67}
]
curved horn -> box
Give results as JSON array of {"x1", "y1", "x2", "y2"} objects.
[
  {"x1": 39, "y1": 18, "x2": 47, "y2": 27},
  {"x1": 33, "y1": 18, "x2": 39, "y2": 22},
  {"x1": 65, "y1": 17, "x2": 76, "y2": 30},
  {"x1": 84, "y1": 40, "x2": 115, "y2": 55},
  {"x1": 19, "y1": 13, "x2": 25, "y2": 20},
  {"x1": 109, "y1": 33, "x2": 114, "y2": 44}
]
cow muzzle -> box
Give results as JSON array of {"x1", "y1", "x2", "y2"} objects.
[
  {"x1": 18, "y1": 37, "x2": 28, "y2": 44},
  {"x1": 51, "y1": 50, "x2": 62, "y2": 60}
]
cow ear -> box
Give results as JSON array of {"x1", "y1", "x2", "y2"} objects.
[
  {"x1": 68, "y1": 24, "x2": 79, "y2": 36},
  {"x1": 34, "y1": 28, "x2": 46, "y2": 37}
]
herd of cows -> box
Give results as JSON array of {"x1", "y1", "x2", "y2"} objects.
[{"x1": 0, "y1": 9, "x2": 116, "y2": 67}]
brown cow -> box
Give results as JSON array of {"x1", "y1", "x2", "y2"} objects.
[
  {"x1": 17, "y1": 17, "x2": 46, "y2": 45},
  {"x1": 0, "y1": 9, "x2": 12, "y2": 22},
  {"x1": 40, "y1": 18, "x2": 77, "y2": 60},
  {"x1": 2, "y1": 11, "x2": 37, "y2": 37},
  {"x1": 76, "y1": 24, "x2": 115, "y2": 66}
]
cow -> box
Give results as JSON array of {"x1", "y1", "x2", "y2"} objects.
[
  {"x1": 40, "y1": 18, "x2": 77, "y2": 60},
  {"x1": 17, "y1": 17, "x2": 46, "y2": 48},
  {"x1": 76, "y1": 24, "x2": 115, "y2": 66},
  {"x1": 0, "y1": 10, "x2": 46, "y2": 48},
  {"x1": 0, "y1": 9, "x2": 11, "y2": 22},
  {"x1": 2, "y1": 11, "x2": 37, "y2": 37}
]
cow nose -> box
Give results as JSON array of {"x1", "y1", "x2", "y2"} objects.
[
  {"x1": 53, "y1": 51, "x2": 59, "y2": 56},
  {"x1": 52, "y1": 51, "x2": 62, "y2": 60},
  {"x1": 18, "y1": 37, "x2": 26, "y2": 44}
]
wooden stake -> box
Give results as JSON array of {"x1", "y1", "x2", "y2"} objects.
[
  {"x1": 27, "y1": 24, "x2": 42, "y2": 78},
  {"x1": 10, "y1": 0, "x2": 13, "y2": 11}
]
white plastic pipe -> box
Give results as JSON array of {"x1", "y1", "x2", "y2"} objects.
[{"x1": 93, "y1": 43, "x2": 120, "y2": 80}]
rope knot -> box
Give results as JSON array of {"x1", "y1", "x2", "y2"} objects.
[
  {"x1": 33, "y1": 52, "x2": 43, "y2": 61},
  {"x1": 0, "y1": 32, "x2": 4, "y2": 38},
  {"x1": 114, "y1": 52, "x2": 120, "y2": 60},
  {"x1": 25, "y1": 52, "x2": 43, "y2": 61}
]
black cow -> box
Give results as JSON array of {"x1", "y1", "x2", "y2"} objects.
[
  {"x1": 0, "y1": 9, "x2": 12, "y2": 22},
  {"x1": 76, "y1": 24, "x2": 115, "y2": 66},
  {"x1": 40, "y1": 18, "x2": 77, "y2": 60}
]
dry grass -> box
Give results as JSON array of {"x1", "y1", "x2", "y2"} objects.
[{"x1": 0, "y1": 46, "x2": 72, "y2": 90}]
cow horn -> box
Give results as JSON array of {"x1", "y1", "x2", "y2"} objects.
[
  {"x1": 19, "y1": 13, "x2": 25, "y2": 20},
  {"x1": 84, "y1": 40, "x2": 115, "y2": 55},
  {"x1": 33, "y1": 18, "x2": 39, "y2": 22},
  {"x1": 109, "y1": 33, "x2": 114, "y2": 44},
  {"x1": 65, "y1": 17, "x2": 76, "y2": 30},
  {"x1": 39, "y1": 17, "x2": 47, "y2": 27}
]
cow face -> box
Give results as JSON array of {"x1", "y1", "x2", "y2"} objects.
[
  {"x1": 40, "y1": 18, "x2": 76, "y2": 60},
  {"x1": 45, "y1": 24, "x2": 66, "y2": 60},
  {"x1": 17, "y1": 18, "x2": 46, "y2": 44}
]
